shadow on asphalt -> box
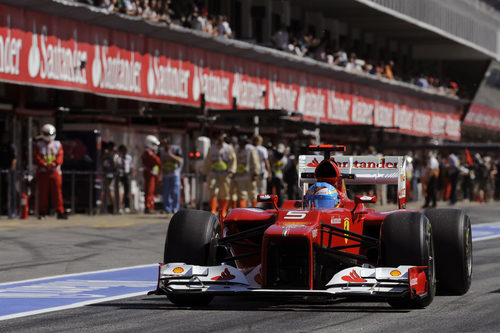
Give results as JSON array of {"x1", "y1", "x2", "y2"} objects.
[{"x1": 88, "y1": 296, "x2": 410, "y2": 313}]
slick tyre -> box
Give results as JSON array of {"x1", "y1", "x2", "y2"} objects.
[
  {"x1": 164, "y1": 209, "x2": 220, "y2": 306},
  {"x1": 424, "y1": 208, "x2": 472, "y2": 295},
  {"x1": 381, "y1": 212, "x2": 435, "y2": 308}
]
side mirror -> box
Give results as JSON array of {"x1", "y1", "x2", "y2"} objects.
[
  {"x1": 257, "y1": 194, "x2": 279, "y2": 210},
  {"x1": 354, "y1": 195, "x2": 377, "y2": 204}
]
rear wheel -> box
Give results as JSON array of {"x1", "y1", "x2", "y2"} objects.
[
  {"x1": 381, "y1": 212, "x2": 435, "y2": 308},
  {"x1": 164, "y1": 209, "x2": 220, "y2": 306},
  {"x1": 425, "y1": 208, "x2": 472, "y2": 295}
]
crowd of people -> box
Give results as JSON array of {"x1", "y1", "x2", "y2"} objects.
[
  {"x1": 100, "y1": 134, "x2": 184, "y2": 215},
  {"x1": 1, "y1": 125, "x2": 499, "y2": 219},
  {"x1": 74, "y1": 0, "x2": 460, "y2": 98},
  {"x1": 197, "y1": 134, "x2": 500, "y2": 216},
  {"x1": 271, "y1": 26, "x2": 460, "y2": 97},
  {"x1": 408, "y1": 149, "x2": 500, "y2": 207},
  {"x1": 77, "y1": 0, "x2": 233, "y2": 38}
]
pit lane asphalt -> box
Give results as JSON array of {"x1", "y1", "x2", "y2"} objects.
[{"x1": 1, "y1": 201, "x2": 499, "y2": 332}]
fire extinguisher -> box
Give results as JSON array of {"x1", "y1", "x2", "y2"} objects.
[{"x1": 19, "y1": 192, "x2": 29, "y2": 219}]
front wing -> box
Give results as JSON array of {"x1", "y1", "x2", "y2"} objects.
[{"x1": 153, "y1": 263, "x2": 429, "y2": 301}]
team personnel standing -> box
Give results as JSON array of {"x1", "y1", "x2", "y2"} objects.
[
  {"x1": 423, "y1": 151, "x2": 439, "y2": 208},
  {"x1": 269, "y1": 143, "x2": 288, "y2": 207},
  {"x1": 252, "y1": 135, "x2": 271, "y2": 200},
  {"x1": 115, "y1": 144, "x2": 133, "y2": 213},
  {"x1": 202, "y1": 131, "x2": 236, "y2": 217},
  {"x1": 232, "y1": 136, "x2": 260, "y2": 208},
  {"x1": 142, "y1": 135, "x2": 161, "y2": 213},
  {"x1": 160, "y1": 138, "x2": 183, "y2": 214},
  {"x1": 34, "y1": 124, "x2": 67, "y2": 219}
]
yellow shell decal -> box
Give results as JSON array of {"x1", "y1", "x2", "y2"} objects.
[{"x1": 344, "y1": 218, "x2": 350, "y2": 244}]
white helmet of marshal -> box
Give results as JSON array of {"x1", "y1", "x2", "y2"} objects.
[
  {"x1": 145, "y1": 135, "x2": 160, "y2": 151},
  {"x1": 41, "y1": 124, "x2": 56, "y2": 142}
]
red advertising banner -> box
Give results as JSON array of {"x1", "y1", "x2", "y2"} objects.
[
  {"x1": 0, "y1": 4, "x2": 461, "y2": 139},
  {"x1": 464, "y1": 103, "x2": 500, "y2": 131}
]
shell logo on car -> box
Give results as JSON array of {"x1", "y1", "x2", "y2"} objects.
[
  {"x1": 172, "y1": 267, "x2": 184, "y2": 274},
  {"x1": 390, "y1": 270, "x2": 402, "y2": 277}
]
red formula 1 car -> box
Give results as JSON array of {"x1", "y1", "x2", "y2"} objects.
[{"x1": 152, "y1": 145, "x2": 472, "y2": 308}]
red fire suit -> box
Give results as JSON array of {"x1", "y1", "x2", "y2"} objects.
[
  {"x1": 142, "y1": 148, "x2": 161, "y2": 211},
  {"x1": 35, "y1": 140, "x2": 64, "y2": 214}
]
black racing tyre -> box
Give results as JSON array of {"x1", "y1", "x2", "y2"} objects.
[
  {"x1": 163, "y1": 209, "x2": 220, "y2": 306},
  {"x1": 381, "y1": 212, "x2": 435, "y2": 308},
  {"x1": 424, "y1": 208, "x2": 472, "y2": 295}
]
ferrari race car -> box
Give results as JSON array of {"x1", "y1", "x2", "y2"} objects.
[{"x1": 152, "y1": 145, "x2": 472, "y2": 308}]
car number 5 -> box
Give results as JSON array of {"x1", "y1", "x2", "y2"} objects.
[{"x1": 284, "y1": 211, "x2": 308, "y2": 219}]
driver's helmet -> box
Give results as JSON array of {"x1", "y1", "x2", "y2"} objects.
[{"x1": 305, "y1": 182, "x2": 340, "y2": 209}]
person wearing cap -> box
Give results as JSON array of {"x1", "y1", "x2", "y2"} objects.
[
  {"x1": 142, "y1": 135, "x2": 161, "y2": 213},
  {"x1": 34, "y1": 124, "x2": 67, "y2": 219},
  {"x1": 269, "y1": 143, "x2": 288, "y2": 207},
  {"x1": 231, "y1": 135, "x2": 260, "y2": 208},
  {"x1": 202, "y1": 131, "x2": 236, "y2": 216},
  {"x1": 160, "y1": 137, "x2": 183, "y2": 214}
]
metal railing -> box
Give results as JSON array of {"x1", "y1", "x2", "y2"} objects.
[{"x1": 0, "y1": 169, "x2": 204, "y2": 218}]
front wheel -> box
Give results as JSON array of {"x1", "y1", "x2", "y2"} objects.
[
  {"x1": 381, "y1": 212, "x2": 435, "y2": 308},
  {"x1": 425, "y1": 208, "x2": 472, "y2": 295},
  {"x1": 163, "y1": 209, "x2": 220, "y2": 306}
]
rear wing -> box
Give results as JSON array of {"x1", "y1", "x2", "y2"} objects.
[{"x1": 298, "y1": 155, "x2": 407, "y2": 209}]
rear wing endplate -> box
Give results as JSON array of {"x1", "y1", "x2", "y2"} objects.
[{"x1": 298, "y1": 155, "x2": 407, "y2": 209}]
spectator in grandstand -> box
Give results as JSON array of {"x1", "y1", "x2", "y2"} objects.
[
  {"x1": 122, "y1": 0, "x2": 138, "y2": 15},
  {"x1": 142, "y1": 0, "x2": 159, "y2": 21},
  {"x1": 384, "y1": 60, "x2": 395, "y2": 80},
  {"x1": 202, "y1": 14, "x2": 216, "y2": 35},
  {"x1": 345, "y1": 53, "x2": 364, "y2": 73},
  {"x1": 364, "y1": 62, "x2": 375, "y2": 75},
  {"x1": 157, "y1": 0, "x2": 174, "y2": 24},
  {"x1": 189, "y1": 6, "x2": 205, "y2": 31},
  {"x1": 448, "y1": 81, "x2": 459, "y2": 96},
  {"x1": 334, "y1": 49, "x2": 348, "y2": 67},
  {"x1": 216, "y1": 15, "x2": 232, "y2": 38},
  {"x1": 415, "y1": 74, "x2": 430, "y2": 89},
  {"x1": 272, "y1": 24, "x2": 289, "y2": 51}
]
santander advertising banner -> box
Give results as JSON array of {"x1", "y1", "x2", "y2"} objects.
[{"x1": 0, "y1": 4, "x2": 461, "y2": 140}]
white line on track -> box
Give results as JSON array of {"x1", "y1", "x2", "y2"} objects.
[
  {"x1": 472, "y1": 221, "x2": 500, "y2": 242},
  {"x1": 0, "y1": 291, "x2": 150, "y2": 321},
  {"x1": 0, "y1": 263, "x2": 157, "y2": 287}
]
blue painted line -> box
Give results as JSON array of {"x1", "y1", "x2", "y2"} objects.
[
  {"x1": 472, "y1": 222, "x2": 500, "y2": 242},
  {"x1": 0, "y1": 264, "x2": 158, "y2": 321}
]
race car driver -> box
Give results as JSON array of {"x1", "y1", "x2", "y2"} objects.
[
  {"x1": 34, "y1": 124, "x2": 67, "y2": 219},
  {"x1": 305, "y1": 182, "x2": 340, "y2": 209},
  {"x1": 142, "y1": 135, "x2": 161, "y2": 213}
]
